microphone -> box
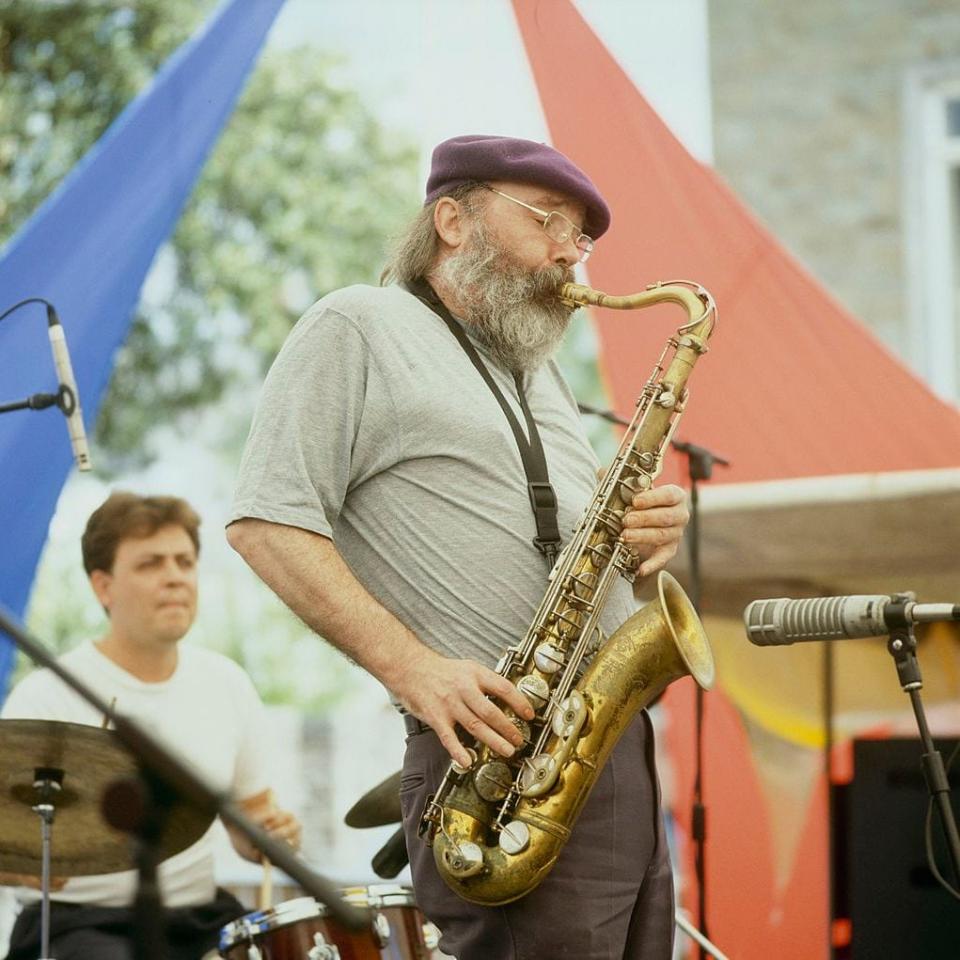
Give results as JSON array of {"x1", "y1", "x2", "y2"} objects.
[
  {"x1": 744, "y1": 595, "x2": 960, "y2": 646},
  {"x1": 45, "y1": 305, "x2": 92, "y2": 471}
]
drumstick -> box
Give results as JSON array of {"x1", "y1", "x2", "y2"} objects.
[
  {"x1": 258, "y1": 854, "x2": 273, "y2": 910},
  {"x1": 101, "y1": 698, "x2": 116, "y2": 728}
]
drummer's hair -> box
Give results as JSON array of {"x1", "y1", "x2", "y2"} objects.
[{"x1": 82, "y1": 492, "x2": 201, "y2": 574}]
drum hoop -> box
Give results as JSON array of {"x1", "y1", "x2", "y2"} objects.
[
  {"x1": 342, "y1": 883, "x2": 416, "y2": 909},
  {"x1": 219, "y1": 896, "x2": 325, "y2": 947}
]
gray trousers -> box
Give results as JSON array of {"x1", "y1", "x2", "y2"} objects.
[{"x1": 400, "y1": 711, "x2": 674, "y2": 960}]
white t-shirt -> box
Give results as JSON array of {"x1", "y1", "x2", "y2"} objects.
[{"x1": 1, "y1": 641, "x2": 270, "y2": 908}]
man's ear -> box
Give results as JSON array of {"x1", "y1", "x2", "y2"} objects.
[
  {"x1": 89, "y1": 569, "x2": 112, "y2": 613},
  {"x1": 433, "y1": 196, "x2": 471, "y2": 250}
]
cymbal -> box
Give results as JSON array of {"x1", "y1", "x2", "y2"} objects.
[
  {"x1": 0, "y1": 718, "x2": 213, "y2": 876},
  {"x1": 344, "y1": 770, "x2": 402, "y2": 828}
]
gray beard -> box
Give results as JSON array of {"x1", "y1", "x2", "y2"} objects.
[{"x1": 434, "y1": 225, "x2": 576, "y2": 373}]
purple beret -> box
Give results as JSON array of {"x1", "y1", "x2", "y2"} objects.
[{"x1": 424, "y1": 134, "x2": 611, "y2": 239}]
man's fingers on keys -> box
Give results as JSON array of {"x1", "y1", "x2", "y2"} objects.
[
  {"x1": 462, "y1": 688, "x2": 524, "y2": 749},
  {"x1": 435, "y1": 720, "x2": 475, "y2": 769},
  {"x1": 479, "y1": 666, "x2": 535, "y2": 721}
]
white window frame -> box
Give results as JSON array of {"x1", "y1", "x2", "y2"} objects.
[{"x1": 903, "y1": 63, "x2": 960, "y2": 401}]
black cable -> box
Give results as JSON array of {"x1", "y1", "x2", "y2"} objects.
[
  {"x1": 0, "y1": 297, "x2": 69, "y2": 417},
  {"x1": 924, "y1": 740, "x2": 960, "y2": 900},
  {"x1": 0, "y1": 297, "x2": 55, "y2": 325}
]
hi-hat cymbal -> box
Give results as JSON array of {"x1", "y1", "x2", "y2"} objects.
[
  {"x1": 0, "y1": 718, "x2": 213, "y2": 876},
  {"x1": 344, "y1": 770, "x2": 402, "y2": 828}
]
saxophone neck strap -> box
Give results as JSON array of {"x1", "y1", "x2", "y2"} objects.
[{"x1": 407, "y1": 277, "x2": 562, "y2": 567}]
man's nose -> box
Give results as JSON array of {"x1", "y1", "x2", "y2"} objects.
[{"x1": 548, "y1": 235, "x2": 579, "y2": 267}]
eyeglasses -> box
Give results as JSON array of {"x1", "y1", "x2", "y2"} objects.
[{"x1": 483, "y1": 185, "x2": 595, "y2": 262}]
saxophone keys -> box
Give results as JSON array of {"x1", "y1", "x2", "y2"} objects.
[
  {"x1": 442, "y1": 840, "x2": 485, "y2": 878},
  {"x1": 618, "y1": 474, "x2": 653, "y2": 506},
  {"x1": 587, "y1": 541, "x2": 614, "y2": 567},
  {"x1": 617, "y1": 475, "x2": 639, "y2": 503},
  {"x1": 511, "y1": 716, "x2": 532, "y2": 746},
  {"x1": 550, "y1": 691, "x2": 587, "y2": 738},
  {"x1": 450, "y1": 748, "x2": 477, "y2": 775},
  {"x1": 519, "y1": 754, "x2": 557, "y2": 793},
  {"x1": 498, "y1": 819, "x2": 531, "y2": 856},
  {"x1": 569, "y1": 570, "x2": 599, "y2": 600},
  {"x1": 473, "y1": 761, "x2": 513, "y2": 802},
  {"x1": 533, "y1": 642, "x2": 565, "y2": 674},
  {"x1": 516, "y1": 674, "x2": 550, "y2": 711}
]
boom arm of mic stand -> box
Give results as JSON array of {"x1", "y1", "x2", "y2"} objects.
[{"x1": 0, "y1": 605, "x2": 368, "y2": 931}]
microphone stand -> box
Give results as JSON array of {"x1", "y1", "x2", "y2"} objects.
[
  {"x1": 0, "y1": 293, "x2": 81, "y2": 443},
  {"x1": 671, "y1": 440, "x2": 729, "y2": 960},
  {"x1": 883, "y1": 595, "x2": 960, "y2": 887},
  {"x1": 0, "y1": 389, "x2": 74, "y2": 418},
  {"x1": 0, "y1": 606, "x2": 370, "y2": 957},
  {"x1": 0, "y1": 303, "x2": 61, "y2": 419}
]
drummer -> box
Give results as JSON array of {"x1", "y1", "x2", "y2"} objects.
[{"x1": 0, "y1": 492, "x2": 302, "y2": 960}]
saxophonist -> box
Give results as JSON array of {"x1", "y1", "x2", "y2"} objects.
[{"x1": 228, "y1": 134, "x2": 690, "y2": 960}]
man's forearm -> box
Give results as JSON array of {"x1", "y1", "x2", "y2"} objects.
[
  {"x1": 226, "y1": 516, "x2": 534, "y2": 766},
  {"x1": 226, "y1": 518, "x2": 429, "y2": 690}
]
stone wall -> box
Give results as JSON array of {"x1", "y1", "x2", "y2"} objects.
[{"x1": 709, "y1": 0, "x2": 960, "y2": 354}]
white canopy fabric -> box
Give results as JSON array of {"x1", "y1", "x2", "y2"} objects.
[{"x1": 659, "y1": 468, "x2": 960, "y2": 615}]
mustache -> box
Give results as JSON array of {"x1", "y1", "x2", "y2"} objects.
[{"x1": 526, "y1": 264, "x2": 575, "y2": 299}]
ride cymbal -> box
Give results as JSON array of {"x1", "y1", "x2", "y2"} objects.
[
  {"x1": 0, "y1": 718, "x2": 213, "y2": 876},
  {"x1": 344, "y1": 770, "x2": 402, "y2": 828}
]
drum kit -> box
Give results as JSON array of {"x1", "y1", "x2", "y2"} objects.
[
  {"x1": 217, "y1": 886, "x2": 439, "y2": 960},
  {"x1": 0, "y1": 718, "x2": 437, "y2": 959},
  {"x1": 213, "y1": 773, "x2": 441, "y2": 960}
]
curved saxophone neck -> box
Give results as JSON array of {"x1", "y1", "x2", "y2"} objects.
[{"x1": 559, "y1": 280, "x2": 716, "y2": 340}]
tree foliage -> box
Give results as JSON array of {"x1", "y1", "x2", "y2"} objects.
[
  {"x1": 1, "y1": 0, "x2": 419, "y2": 471},
  {"x1": 1, "y1": 0, "x2": 211, "y2": 240}
]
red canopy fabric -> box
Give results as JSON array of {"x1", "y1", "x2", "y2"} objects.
[{"x1": 512, "y1": 0, "x2": 960, "y2": 489}]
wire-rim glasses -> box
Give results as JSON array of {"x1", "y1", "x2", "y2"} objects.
[{"x1": 483, "y1": 185, "x2": 594, "y2": 262}]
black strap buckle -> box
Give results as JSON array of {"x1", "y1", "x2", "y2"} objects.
[
  {"x1": 529, "y1": 482, "x2": 561, "y2": 563},
  {"x1": 527, "y1": 480, "x2": 558, "y2": 514},
  {"x1": 533, "y1": 538, "x2": 561, "y2": 566}
]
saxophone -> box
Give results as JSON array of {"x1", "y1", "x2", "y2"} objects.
[{"x1": 419, "y1": 280, "x2": 718, "y2": 905}]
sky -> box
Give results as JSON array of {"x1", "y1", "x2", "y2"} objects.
[{"x1": 265, "y1": 0, "x2": 714, "y2": 171}]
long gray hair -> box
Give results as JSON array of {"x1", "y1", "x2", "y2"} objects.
[{"x1": 380, "y1": 183, "x2": 486, "y2": 286}]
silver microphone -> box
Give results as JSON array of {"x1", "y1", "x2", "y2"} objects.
[
  {"x1": 46, "y1": 306, "x2": 92, "y2": 471},
  {"x1": 744, "y1": 595, "x2": 960, "y2": 646}
]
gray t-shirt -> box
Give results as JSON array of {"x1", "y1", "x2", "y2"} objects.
[{"x1": 230, "y1": 283, "x2": 636, "y2": 671}]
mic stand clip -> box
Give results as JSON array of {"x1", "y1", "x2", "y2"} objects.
[{"x1": 884, "y1": 594, "x2": 960, "y2": 890}]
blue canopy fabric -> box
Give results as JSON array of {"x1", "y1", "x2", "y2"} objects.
[{"x1": 0, "y1": 0, "x2": 286, "y2": 692}]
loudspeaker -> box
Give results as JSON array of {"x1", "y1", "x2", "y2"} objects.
[{"x1": 832, "y1": 737, "x2": 960, "y2": 959}]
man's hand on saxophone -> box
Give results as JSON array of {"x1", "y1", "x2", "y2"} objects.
[
  {"x1": 226, "y1": 520, "x2": 536, "y2": 770},
  {"x1": 389, "y1": 646, "x2": 536, "y2": 768},
  {"x1": 620, "y1": 482, "x2": 690, "y2": 577}
]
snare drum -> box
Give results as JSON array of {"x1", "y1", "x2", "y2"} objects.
[
  {"x1": 340, "y1": 884, "x2": 434, "y2": 960},
  {"x1": 218, "y1": 886, "x2": 437, "y2": 960},
  {"x1": 219, "y1": 897, "x2": 338, "y2": 959}
]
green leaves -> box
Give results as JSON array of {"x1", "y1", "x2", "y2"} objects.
[{"x1": 1, "y1": 2, "x2": 418, "y2": 473}]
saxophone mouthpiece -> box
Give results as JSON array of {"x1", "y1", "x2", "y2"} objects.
[{"x1": 558, "y1": 282, "x2": 600, "y2": 308}]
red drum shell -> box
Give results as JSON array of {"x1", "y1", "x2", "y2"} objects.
[{"x1": 219, "y1": 886, "x2": 433, "y2": 960}]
